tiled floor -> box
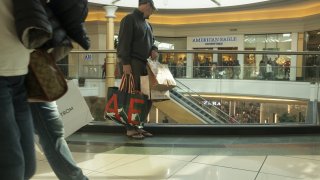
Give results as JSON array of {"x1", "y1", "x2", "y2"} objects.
[{"x1": 32, "y1": 133, "x2": 320, "y2": 180}]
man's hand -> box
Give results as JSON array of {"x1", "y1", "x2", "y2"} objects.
[
  {"x1": 123, "y1": 64, "x2": 132, "y2": 75},
  {"x1": 150, "y1": 50, "x2": 159, "y2": 60}
]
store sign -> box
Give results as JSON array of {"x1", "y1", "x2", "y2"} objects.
[
  {"x1": 84, "y1": 54, "x2": 93, "y2": 61},
  {"x1": 202, "y1": 100, "x2": 221, "y2": 106},
  {"x1": 188, "y1": 35, "x2": 243, "y2": 48}
]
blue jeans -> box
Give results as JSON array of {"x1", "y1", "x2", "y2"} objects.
[
  {"x1": 30, "y1": 102, "x2": 88, "y2": 180},
  {"x1": 0, "y1": 76, "x2": 36, "y2": 180}
]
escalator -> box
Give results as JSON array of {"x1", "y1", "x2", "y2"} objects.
[{"x1": 154, "y1": 79, "x2": 240, "y2": 124}]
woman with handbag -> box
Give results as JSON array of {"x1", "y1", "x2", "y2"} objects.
[{"x1": 12, "y1": 0, "x2": 90, "y2": 179}]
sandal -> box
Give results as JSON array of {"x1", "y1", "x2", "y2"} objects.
[
  {"x1": 127, "y1": 130, "x2": 144, "y2": 139},
  {"x1": 126, "y1": 132, "x2": 144, "y2": 139},
  {"x1": 136, "y1": 128, "x2": 153, "y2": 137}
]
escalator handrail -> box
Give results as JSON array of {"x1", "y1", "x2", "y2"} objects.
[
  {"x1": 169, "y1": 89, "x2": 224, "y2": 124},
  {"x1": 173, "y1": 79, "x2": 240, "y2": 124}
]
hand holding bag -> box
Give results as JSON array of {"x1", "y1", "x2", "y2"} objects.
[
  {"x1": 26, "y1": 50, "x2": 68, "y2": 102},
  {"x1": 104, "y1": 74, "x2": 150, "y2": 127}
]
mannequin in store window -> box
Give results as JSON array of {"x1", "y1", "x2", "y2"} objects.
[{"x1": 266, "y1": 60, "x2": 273, "y2": 80}]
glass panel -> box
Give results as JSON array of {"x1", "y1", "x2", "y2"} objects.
[{"x1": 62, "y1": 50, "x2": 320, "y2": 127}]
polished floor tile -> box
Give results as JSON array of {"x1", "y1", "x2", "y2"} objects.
[
  {"x1": 256, "y1": 173, "x2": 303, "y2": 180},
  {"x1": 168, "y1": 162, "x2": 257, "y2": 180},
  {"x1": 260, "y1": 156, "x2": 320, "y2": 179},
  {"x1": 31, "y1": 133, "x2": 320, "y2": 180},
  {"x1": 192, "y1": 155, "x2": 266, "y2": 171},
  {"x1": 98, "y1": 155, "x2": 190, "y2": 179}
]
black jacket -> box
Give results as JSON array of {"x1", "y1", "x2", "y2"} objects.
[
  {"x1": 13, "y1": 0, "x2": 90, "y2": 53},
  {"x1": 117, "y1": 9, "x2": 157, "y2": 65},
  {"x1": 47, "y1": 0, "x2": 90, "y2": 50}
]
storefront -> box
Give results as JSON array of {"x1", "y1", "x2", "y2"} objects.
[
  {"x1": 187, "y1": 35, "x2": 244, "y2": 79},
  {"x1": 155, "y1": 33, "x2": 299, "y2": 80},
  {"x1": 244, "y1": 33, "x2": 294, "y2": 80},
  {"x1": 197, "y1": 96, "x2": 308, "y2": 124}
]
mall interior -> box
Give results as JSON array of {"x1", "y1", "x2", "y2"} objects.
[{"x1": 32, "y1": 0, "x2": 320, "y2": 179}]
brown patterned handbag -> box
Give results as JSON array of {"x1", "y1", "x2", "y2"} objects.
[{"x1": 26, "y1": 50, "x2": 68, "y2": 102}]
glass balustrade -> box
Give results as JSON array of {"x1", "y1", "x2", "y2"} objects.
[{"x1": 62, "y1": 50, "x2": 320, "y2": 126}]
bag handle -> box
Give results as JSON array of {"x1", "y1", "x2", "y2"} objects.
[{"x1": 119, "y1": 74, "x2": 135, "y2": 94}]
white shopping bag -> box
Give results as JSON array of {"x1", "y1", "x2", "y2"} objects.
[
  {"x1": 56, "y1": 80, "x2": 93, "y2": 137},
  {"x1": 141, "y1": 75, "x2": 170, "y2": 100}
]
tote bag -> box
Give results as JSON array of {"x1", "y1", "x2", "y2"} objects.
[{"x1": 104, "y1": 74, "x2": 150, "y2": 127}]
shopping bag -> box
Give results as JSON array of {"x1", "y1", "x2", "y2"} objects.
[
  {"x1": 56, "y1": 80, "x2": 93, "y2": 137},
  {"x1": 104, "y1": 74, "x2": 150, "y2": 126},
  {"x1": 147, "y1": 59, "x2": 176, "y2": 91},
  {"x1": 141, "y1": 75, "x2": 170, "y2": 100}
]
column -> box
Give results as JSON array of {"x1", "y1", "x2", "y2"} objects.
[
  {"x1": 103, "y1": 5, "x2": 118, "y2": 95},
  {"x1": 306, "y1": 83, "x2": 319, "y2": 123}
]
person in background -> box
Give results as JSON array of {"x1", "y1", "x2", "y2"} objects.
[
  {"x1": 102, "y1": 58, "x2": 106, "y2": 79},
  {"x1": 266, "y1": 60, "x2": 273, "y2": 80},
  {"x1": 233, "y1": 60, "x2": 241, "y2": 79},
  {"x1": 258, "y1": 59, "x2": 266, "y2": 79},
  {"x1": 0, "y1": 0, "x2": 36, "y2": 179},
  {"x1": 117, "y1": 0, "x2": 158, "y2": 139}
]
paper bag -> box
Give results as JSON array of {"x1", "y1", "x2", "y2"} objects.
[
  {"x1": 147, "y1": 60, "x2": 176, "y2": 91},
  {"x1": 141, "y1": 75, "x2": 170, "y2": 100},
  {"x1": 56, "y1": 80, "x2": 93, "y2": 137}
]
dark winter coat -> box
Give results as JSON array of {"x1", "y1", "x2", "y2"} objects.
[
  {"x1": 117, "y1": 9, "x2": 158, "y2": 65},
  {"x1": 13, "y1": 0, "x2": 90, "y2": 53}
]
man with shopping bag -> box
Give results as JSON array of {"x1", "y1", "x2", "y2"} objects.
[
  {"x1": 116, "y1": 0, "x2": 158, "y2": 138},
  {"x1": 105, "y1": 74, "x2": 151, "y2": 139}
]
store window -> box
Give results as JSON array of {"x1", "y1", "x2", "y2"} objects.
[
  {"x1": 193, "y1": 52, "x2": 213, "y2": 78},
  {"x1": 305, "y1": 30, "x2": 320, "y2": 81},
  {"x1": 244, "y1": 33, "x2": 292, "y2": 80},
  {"x1": 197, "y1": 97, "x2": 307, "y2": 124},
  {"x1": 156, "y1": 37, "x2": 187, "y2": 78}
]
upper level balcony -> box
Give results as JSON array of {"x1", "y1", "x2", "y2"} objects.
[{"x1": 58, "y1": 50, "x2": 320, "y2": 129}]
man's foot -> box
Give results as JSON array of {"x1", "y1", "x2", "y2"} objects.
[
  {"x1": 127, "y1": 129, "x2": 144, "y2": 139},
  {"x1": 135, "y1": 128, "x2": 153, "y2": 137}
]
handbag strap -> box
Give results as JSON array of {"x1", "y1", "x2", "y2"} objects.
[{"x1": 119, "y1": 74, "x2": 135, "y2": 94}]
